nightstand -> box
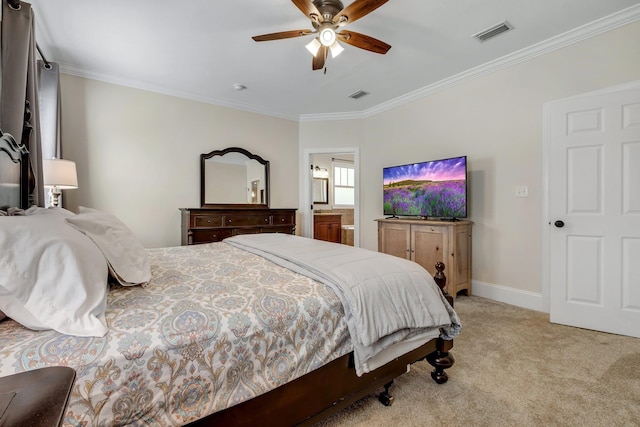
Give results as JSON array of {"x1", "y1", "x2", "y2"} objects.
[{"x1": 0, "y1": 366, "x2": 75, "y2": 427}]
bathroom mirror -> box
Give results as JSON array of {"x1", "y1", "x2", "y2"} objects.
[
  {"x1": 201, "y1": 147, "x2": 269, "y2": 207},
  {"x1": 313, "y1": 178, "x2": 328, "y2": 204}
]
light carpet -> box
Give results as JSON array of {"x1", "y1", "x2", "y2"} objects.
[{"x1": 317, "y1": 296, "x2": 640, "y2": 426}]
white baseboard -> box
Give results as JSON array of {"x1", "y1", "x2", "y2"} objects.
[{"x1": 470, "y1": 280, "x2": 547, "y2": 313}]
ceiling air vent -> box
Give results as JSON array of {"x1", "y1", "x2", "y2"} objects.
[
  {"x1": 349, "y1": 90, "x2": 369, "y2": 100},
  {"x1": 473, "y1": 21, "x2": 512, "y2": 42}
]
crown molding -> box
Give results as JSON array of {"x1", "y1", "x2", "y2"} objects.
[
  {"x1": 57, "y1": 63, "x2": 300, "y2": 122},
  {"x1": 51, "y1": 4, "x2": 640, "y2": 123},
  {"x1": 299, "y1": 3, "x2": 640, "y2": 122}
]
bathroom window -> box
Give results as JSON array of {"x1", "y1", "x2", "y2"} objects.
[{"x1": 333, "y1": 161, "x2": 354, "y2": 207}]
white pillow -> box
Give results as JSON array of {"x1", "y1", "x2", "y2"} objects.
[
  {"x1": 0, "y1": 208, "x2": 109, "y2": 336},
  {"x1": 65, "y1": 207, "x2": 151, "y2": 287}
]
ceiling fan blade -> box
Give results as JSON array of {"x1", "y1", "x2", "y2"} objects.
[
  {"x1": 312, "y1": 45, "x2": 328, "y2": 70},
  {"x1": 337, "y1": 30, "x2": 391, "y2": 54},
  {"x1": 252, "y1": 29, "x2": 313, "y2": 42},
  {"x1": 332, "y1": 0, "x2": 388, "y2": 26},
  {"x1": 291, "y1": 0, "x2": 323, "y2": 22}
]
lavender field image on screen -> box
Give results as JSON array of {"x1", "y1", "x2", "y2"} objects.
[{"x1": 383, "y1": 156, "x2": 467, "y2": 218}]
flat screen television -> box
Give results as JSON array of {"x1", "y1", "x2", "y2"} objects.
[{"x1": 383, "y1": 155, "x2": 467, "y2": 219}]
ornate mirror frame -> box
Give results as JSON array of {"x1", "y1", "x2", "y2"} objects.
[{"x1": 200, "y1": 147, "x2": 270, "y2": 208}]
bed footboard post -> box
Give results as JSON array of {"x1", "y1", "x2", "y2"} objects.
[
  {"x1": 426, "y1": 261, "x2": 455, "y2": 384},
  {"x1": 426, "y1": 340, "x2": 455, "y2": 384},
  {"x1": 433, "y1": 261, "x2": 453, "y2": 306}
]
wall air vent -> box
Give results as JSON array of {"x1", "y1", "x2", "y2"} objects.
[
  {"x1": 349, "y1": 90, "x2": 369, "y2": 99},
  {"x1": 473, "y1": 21, "x2": 512, "y2": 42}
]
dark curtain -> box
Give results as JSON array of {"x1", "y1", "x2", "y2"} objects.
[
  {"x1": 0, "y1": 0, "x2": 44, "y2": 206},
  {"x1": 38, "y1": 60, "x2": 61, "y2": 160},
  {"x1": 1, "y1": 1, "x2": 67, "y2": 207}
]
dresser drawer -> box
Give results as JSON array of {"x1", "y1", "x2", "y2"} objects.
[
  {"x1": 272, "y1": 213, "x2": 294, "y2": 225},
  {"x1": 194, "y1": 215, "x2": 223, "y2": 227},
  {"x1": 225, "y1": 215, "x2": 270, "y2": 226},
  {"x1": 261, "y1": 226, "x2": 294, "y2": 234},
  {"x1": 190, "y1": 228, "x2": 233, "y2": 244},
  {"x1": 232, "y1": 228, "x2": 263, "y2": 236}
]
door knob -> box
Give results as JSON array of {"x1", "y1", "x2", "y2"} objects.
[{"x1": 554, "y1": 220, "x2": 565, "y2": 228}]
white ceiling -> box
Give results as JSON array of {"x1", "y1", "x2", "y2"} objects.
[{"x1": 28, "y1": 0, "x2": 640, "y2": 120}]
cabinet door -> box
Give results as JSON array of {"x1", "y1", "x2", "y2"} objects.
[
  {"x1": 327, "y1": 223, "x2": 341, "y2": 243},
  {"x1": 411, "y1": 225, "x2": 447, "y2": 275},
  {"x1": 315, "y1": 222, "x2": 329, "y2": 241},
  {"x1": 450, "y1": 225, "x2": 471, "y2": 291},
  {"x1": 315, "y1": 222, "x2": 341, "y2": 243},
  {"x1": 378, "y1": 222, "x2": 410, "y2": 260}
]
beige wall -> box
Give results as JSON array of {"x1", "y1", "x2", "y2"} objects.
[
  {"x1": 299, "y1": 20, "x2": 640, "y2": 296},
  {"x1": 60, "y1": 76, "x2": 299, "y2": 248},
  {"x1": 58, "y1": 20, "x2": 639, "y2": 298}
]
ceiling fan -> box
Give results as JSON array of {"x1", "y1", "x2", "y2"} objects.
[{"x1": 252, "y1": 0, "x2": 391, "y2": 71}]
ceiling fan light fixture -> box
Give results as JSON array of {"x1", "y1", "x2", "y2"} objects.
[
  {"x1": 305, "y1": 38, "x2": 322, "y2": 56},
  {"x1": 329, "y1": 41, "x2": 344, "y2": 58},
  {"x1": 319, "y1": 27, "x2": 336, "y2": 46}
]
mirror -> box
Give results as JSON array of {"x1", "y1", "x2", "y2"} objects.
[
  {"x1": 313, "y1": 178, "x2": 328, "y2": 204},
  {"x1": 201, "y1": 147, "x2": 269, "y2": 207}
]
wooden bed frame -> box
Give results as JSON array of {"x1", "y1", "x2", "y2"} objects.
[
  {"x1": 0, "y1": 129, "x2": 455, "y2": 426},
  {"x1": 191, "y1": 266, "x2": 454, "y2": 427}
]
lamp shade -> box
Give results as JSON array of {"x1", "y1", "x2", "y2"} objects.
[
  {"x1": 305, "y1": 38, "x2": 321, "y2": 56},
  {"x1": 43, "y1": 159, "x2": 78, "y2": 189},
  {"x1": 329, "y1": 41, "x2": 344, "y2": 58}
]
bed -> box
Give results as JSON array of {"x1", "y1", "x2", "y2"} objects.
[{"x1": 0, "y1": 129, "x2": 460, "y2": 426}]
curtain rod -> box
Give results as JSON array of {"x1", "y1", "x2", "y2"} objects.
[
  {"x1": 36, "y1": 44, "x2": 51, "y2": 69},
  {"x1": 332, "y1": 157, "x2": 354, "y2": 163}
]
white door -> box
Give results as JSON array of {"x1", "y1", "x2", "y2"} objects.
[{"x1": 547, "y1": 83, "x2": 640, "y2": 338}]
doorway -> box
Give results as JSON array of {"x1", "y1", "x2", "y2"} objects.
[{"x1": 303, "y1": 148, "x2": 360, "y2": 247}]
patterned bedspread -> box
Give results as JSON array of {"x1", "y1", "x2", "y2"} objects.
[{"x1": 0, "y1": 243, "x2": 351, "y2": 426}]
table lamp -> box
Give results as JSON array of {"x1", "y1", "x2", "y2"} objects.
[{"x1": 43, "y1": 158, "x2": 78, "y2": 207}]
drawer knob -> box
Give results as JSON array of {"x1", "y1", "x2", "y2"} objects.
[
  {"x1": 265, "y1": 218, "x2": 268, "y2": 223},
  {"x1": 228, "y1": 219, "x2": 232, "y2": 223}
]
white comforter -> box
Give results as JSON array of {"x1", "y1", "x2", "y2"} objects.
[{"x1": 225, "y1": 234, "x2": 461, "y2": 375}]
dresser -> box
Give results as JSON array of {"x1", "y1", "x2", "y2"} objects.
[
  {"x1": 181, "y1": 207, "x2": 296, "y2": 245},
  {"x1": 376, "y1": 218, "x2": 472, "y2": 297}
]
